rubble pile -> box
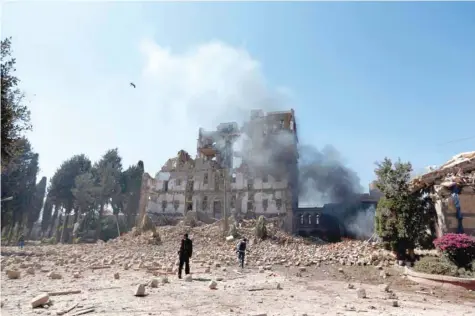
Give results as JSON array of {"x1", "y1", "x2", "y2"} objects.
[
  {"x1": 104, "y1": 217, "x2": 396, "y2": 269},
  {"x1": 0, "y1": 216, "x2": 398, "y2": 296},
  {"x1": 411, "y1": 151, "x2": 475, "y2": 193}
]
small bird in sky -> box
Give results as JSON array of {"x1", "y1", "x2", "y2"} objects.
[{"x1": 130, "y1": 82, "x2": 136, "y2": 88}]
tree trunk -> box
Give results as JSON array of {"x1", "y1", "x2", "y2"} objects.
[
  {"x1": 6, "y1": 224, "x2": 14, "y2": 245},
  {"x1": 115, "y1": 214, "x2": 121, "y2": 237},
  {"x1": 48, "y1": 206, "x2": 58, "y2": 238},
  {"x1": 95, "y1": 203, "x2": 104, "y2": 241},
  {"x1": 55, "y1": 212, "x2": 63, "y2": 243},
  {"x1": 60, "y1": 208, "x2": 71, "y2": 244},
  {"x1": 74, "y1": 208, "x2": 81, "y2": 226},
  {"x1": 71, "y1": 207, "x2": 82, "y2": 242},
  {"x1": 27, "y1": 225, "x2": 34, "y2": 240}
]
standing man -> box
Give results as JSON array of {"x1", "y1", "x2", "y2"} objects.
[
  {"x1": 18, "y1": 234, "x2": 25, "y2": 250},
  {"x1": 178, "y1": 233, "x2": 193, "y2": 279},
  {"x1": 236, "y1": 237, "x2": 247, "y2": 268}
]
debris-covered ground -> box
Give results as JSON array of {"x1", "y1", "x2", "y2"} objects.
[{"x1": 2, "y1": 220, "x2": 475, "y2": 315}]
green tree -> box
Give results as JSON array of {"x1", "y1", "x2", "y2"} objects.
[
  {"x1": 121, "y1": 160, "x2": 144, "y2": 229},
  {"x1": 1, "y1": 37, "x2": 31, "y2": 167},
  {"x1": 1, "y1": 138, "x2": 38, "y2": 241},
  {"x1": 374, "y1": 158, "x2": 435, "y2": 258},
  {"x1": 72, "y1": 171, "x2": 100, "y2": 229},
  {"x1": 26, "y1": 176, "x2": 47, "y2": 238},
  {"x1": 94, "y1": 148, "x2": 123, "y2": 239},
  {"x1": 48, "y1": 154, "x2": 92, "y2": 243}
]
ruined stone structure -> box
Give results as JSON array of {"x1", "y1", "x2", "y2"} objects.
[
  {"x1": 138, "y1": 109, "x2": 299, "y2": 232},
  {"x1": 411, "y1": 152, "x2": 475, "y2": 237}
]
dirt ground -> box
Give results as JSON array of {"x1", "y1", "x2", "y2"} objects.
[{"x1": 1, "y1": 244, "x2": 475, "y2": 316}]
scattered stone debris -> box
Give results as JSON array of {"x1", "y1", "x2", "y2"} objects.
[
  {"x1": 48, "y1": 272, "x2": 62, "y2": 280},
  {"x1": 208, "y1": 280, "x2": 217, "y2": 289},
  {"x1": 380, "y1": 284, "x2": 390, "y2": 292},
  {"x1": 134, "y1": 284, "x2": 146, "y2": 297},
  {"x1": 6, "y1": 270, "x2": 20, "y2": 279},
  {"x1": 150, "y1": 278, "x2": 159, "y2": 288},
  {"x1": 114, "y1": 272, "x2": 120, "y2": 280},
  {"x1": 356, "y1": 288, "x2": 367, "y2": 299},
  {"x1": 31, "y1": 293, "x2": 49, "y2": 308}
]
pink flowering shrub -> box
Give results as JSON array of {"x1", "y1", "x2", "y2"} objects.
[{"x1": 433, "y1": 233, "x2": 475, "y2": 268}]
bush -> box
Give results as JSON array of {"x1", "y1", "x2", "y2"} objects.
[
  {"x1": 433, "y1": 233, "x2": 475, "y2": 268},
  {"x1": 41, "y1": 237, "x2": 56, "y2": 244},
  {"x1": 414, "y1": 256, "x2": 474, "y2": 278},
  {"x1": 414, "y1": 256, "x2": 459, "y2": 277}
]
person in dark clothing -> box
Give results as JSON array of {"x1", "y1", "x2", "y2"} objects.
[
  {"x1": 18, "y1": 234, "x2": 25, "y2": 249},
  {"x1": 236, "y1": 237, "x2": 247, "y2": 268},
  {"x1": 178, "y1": 233, "x2": 193, "y2": 279}
]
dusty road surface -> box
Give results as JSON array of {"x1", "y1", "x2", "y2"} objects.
[{"x1": 1, "y1": 243, "x2": 475, "y2": 316}]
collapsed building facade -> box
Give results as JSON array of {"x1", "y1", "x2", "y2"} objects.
[
  {"x1": 411, "y1": 151, "x2": 475, "y2": 237},
  {"x1": 138, "y1": 109, "x2": 299, "y2": 232}
]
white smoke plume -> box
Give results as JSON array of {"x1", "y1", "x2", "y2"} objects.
[{"x1": 344, "y1": 205, "x2": 376, "y2": 240}]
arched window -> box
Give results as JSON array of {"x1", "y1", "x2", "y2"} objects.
[
  {"x1": 308, "y1": 214, "x2": 312, "y2": 225},
  {"x1": 316, "y1": 214, "x2": 320, "y2": 225},
  {"x1": 300, "y1": 214, "x2": 304, "y2": 225}
]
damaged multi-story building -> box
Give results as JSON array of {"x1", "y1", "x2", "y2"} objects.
[{"x1": 139, "y1": 109, "x2": 299, "y2": 232}]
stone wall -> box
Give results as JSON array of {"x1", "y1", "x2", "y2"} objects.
[{"x1": 434, "y1": 188, "x2": 475, "y2": 237}]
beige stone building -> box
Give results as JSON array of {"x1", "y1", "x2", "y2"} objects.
[{"x1": 140, "y1": 109, "x2": 299, "y2": 231}]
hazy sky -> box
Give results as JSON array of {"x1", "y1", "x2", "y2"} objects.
[{"x1": 3, "y1": 2, "x2": 475, "y2": 190}]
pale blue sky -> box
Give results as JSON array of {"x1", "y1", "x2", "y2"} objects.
[{"x1": 3, "y1": 2, "x2": 475, "y2": 192}]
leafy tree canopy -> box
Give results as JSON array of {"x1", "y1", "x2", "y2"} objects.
[
  {"x1": 1, "y1": 37, "x2": 31, "y2": 167},
  {"x1": 374, "y1": 158, "x2": 435, "y2": 255}
]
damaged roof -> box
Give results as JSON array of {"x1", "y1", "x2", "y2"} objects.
[{"x1": 410, "y1": 151, "x2": 475, "y2": 192}]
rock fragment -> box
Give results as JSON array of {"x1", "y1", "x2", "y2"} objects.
[
  {"x1": 208, "y1": 280, "x2": 217, "y2": 289},
  {"x1": 6, "y1": 270, "x2": 21, "y2": 279},
  {"x1": 31, "y1": 293, "x2": 49, "y2": 308},
  {"x1": 380, "y1": 284, "x2": 390, "y2": 292},
  {"x1": 134, "y1": 284, "x2": 146, "y2": 297},
  {"x1": 150, "y1": 278, "x2": 159, "y2": 288},
  {"x1": 356, "y1": 288, "x2": 367, "y2": 299},
  {"x1": 48, "y1": 272, "x2": 62, "y2": 279}
]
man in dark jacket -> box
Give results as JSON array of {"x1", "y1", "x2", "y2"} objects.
[
  {"x1": 236, "y1": 237, "x2": 247, "y2": 268},
  {"x1": 18, "y1": 234, "x2": 25, "y2": 250},
  {"x1": 178, "y1": 233, "x2": 193, "y2": 279}
]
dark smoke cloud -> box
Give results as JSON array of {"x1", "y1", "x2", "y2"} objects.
[
  {"x1": 233, "y1": 126, "x2": 364, "y2": 208},
  {"x1": 298, "y1": 144, "x2": 363, "y2": 207}
]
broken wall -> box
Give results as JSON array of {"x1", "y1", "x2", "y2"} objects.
[{"x1": 434, "y1": 187, "x2": 475, "y2": 236}]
